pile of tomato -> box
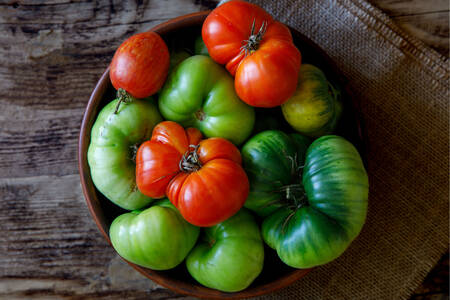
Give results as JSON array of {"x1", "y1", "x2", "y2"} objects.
[{"x1": 87, "y1": 0, "x2": 369, "y2": 293}]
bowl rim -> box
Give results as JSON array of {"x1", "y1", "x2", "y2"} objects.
[{"x1": 78, "y1": 10, "x2": 366, "y2": 299}]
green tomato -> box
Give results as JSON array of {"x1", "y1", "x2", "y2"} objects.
[
  {"x1": 186, "y1": 209, "x2": 264, "y2": 292},
  {"x1": 194, "y1": 35, "x2": 209, "y2": 56},
  {"x1": 241, "y1": 130, "x2": 311, "y2": 217},
  {"x1": 242, "y1": 132, "x2": 368, "y2": 268},
  {"x1": 110, "y1": 199, "x2": 200, "y2": 270},
  {"x1": 87, "y1": 98, "x2": 162, "y2": 210},
  {"x1": 159, "y1": 55, "x2": 255, "y2": 145},
  {"x1": 281, "y1": 64, "x2": 342, "y2": 137}
]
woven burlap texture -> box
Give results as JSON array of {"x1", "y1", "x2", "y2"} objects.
[{"x1": 244, "y1": 0, "x2": 449, "y2": 299}]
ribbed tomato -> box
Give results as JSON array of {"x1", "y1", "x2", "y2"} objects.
[
  {"x1": 110, "y1": 31, "x2": 169, "y2": 99},
  {"x1": 202, "y1": 0, "x2": 301, "y2": 107},
  {"x1": 136, "y1": 121, "x2": 249, "y2": 227}
]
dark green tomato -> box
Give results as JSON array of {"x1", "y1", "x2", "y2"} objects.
[
  {"x1": 87, "y1": 98, "x2": 162, "y2": 210},
  {"x1": 242, "y1": 132, "x2": 368, "y2": 268},
  {"x1": 110, "y1": 199, "x2": 200, "y2": 270},
  {"x1": 241, "y1": 130, "x2": 310, "y2": 217},
  {"x1": 194, "y1": 35, "x2": 209, "y2": 56},
  {"x1": 159, "y1": 55, "x2": 255, "y2": 145},
  {"x1": 186, "y1": 209, "x2": 264, "y2": 292}
]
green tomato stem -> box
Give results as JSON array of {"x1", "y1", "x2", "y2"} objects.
[{"x1": 114, "y1": 88, "x2": 134, "y2": 114}]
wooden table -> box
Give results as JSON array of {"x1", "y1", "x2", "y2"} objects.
[{"x1": 0, "y1": 0, "x2": 448, "y2": 299}]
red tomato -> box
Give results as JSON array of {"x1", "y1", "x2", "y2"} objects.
[
  {"x1": 202, "y1": 0, "x2": 301, "y2": 107},
  {"x1": 136, "y1": 121, "x2": 249, "y2": 227},
  {"x1": 110, "y1": 32, "x2": 169, "y2": 98}
]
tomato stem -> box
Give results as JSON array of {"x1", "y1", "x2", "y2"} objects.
[
  {"x1": 179, "y1": 144, "x2": 202, "y2": 172},
  {"x1": 194, "y1": 109, "x2": 206, "y2": 121},
  {"x1": 129, "y1": 143, "x2": 139, "y2": 163},
  {"x1": 279, "y1": 183, "x2": 308, "y2": 209},
  {"x1": 240, "y1": 19, "x2": 267, "y2": 56},
  {"x1": 114, "y1": 88, "x2": 134, "y2": 114},
  {"x1": 281, "y1": 210, "x2": 296, "y2": 234}
]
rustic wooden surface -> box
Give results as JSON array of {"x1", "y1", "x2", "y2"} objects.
[
  {"x1": 368, "y1": 0, "x2": 449, "y2": 56},
  {"x1": 0, "y1": 0, "x2": 448, "y2": 299}
]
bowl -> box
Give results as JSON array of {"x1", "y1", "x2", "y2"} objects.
[{"x1": 78, "y1": 11, "x2": 365, "y2": 299}]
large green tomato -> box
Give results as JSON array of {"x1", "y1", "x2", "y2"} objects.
[
  {"x1": 186, "y1": 209, "x2": 264, "y2": 292},
  {"x1": 110, "y1": 199, "x2": 200, "y2": 270},
  {"x1": 242, "y1": 132, "x2": 368, "y2": 268},
  {"x1": 158, "y1": 55, "x2": 255, "y2": 145},
  {"x1": 87, "y1": 98, "x2": 162, "y2": 210},
  {"x1": 281, "y1": 64, "x2": 342, "y2": 137}
]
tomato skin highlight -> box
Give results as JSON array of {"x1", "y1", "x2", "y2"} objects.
[
  {"x1": 110, "y1": 31, "x2": 169, "y2": 98},
  {"x1": 136, "y1": 121, "x2": 249, "y2": 227},
  {"x1": 202, "y1": 0, "x2": 301, "y2": 107}
]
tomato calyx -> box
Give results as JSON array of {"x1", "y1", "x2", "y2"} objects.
[
  {"x1": 179, "y1": 144, "x2": 202, "y2": 172},
  {"x1": 240, "y1": 19, "x2": 267, "y2": 56},
  {"x1": 278, "y1": 184, "x2": 308, "y2": 234},
  {"x1": 129, "y1": 143, "x2": 139, "y2": 163},
  {"x1": 114, "y1": 88, "x2": 134, "y2": 114},
  {"x1": 279, "y1": 183, "x2": 308, "y2": 209},
  {"x1": 194, "y1": 109, "x2": 206, "y2": 121}
]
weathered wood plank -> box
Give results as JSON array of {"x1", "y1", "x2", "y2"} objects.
[
  {"x1": 368, "y1": 0, "x2": 449, "y2": 56},
  {"x1": 0, "y1": 107, "x2": 82, "y2": 178},
  {"x1": 393, "y1": 11, "x2": 449, "y2": 56},
  {"x1": 0, "y1": 0, "x2": 210, "y2": 179},
  {"x1": 369, "y1": 0, "x2": 448, "y2": 16},
  {"x1": 0, "y1": 174, "x2": 192, "y2": 299},
  {"x1": 0, "y1": 1, "x2": 207, "y2": 297}
]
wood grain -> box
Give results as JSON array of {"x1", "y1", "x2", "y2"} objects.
[
  {"x1": 0, "y1": 0, "x2": 447, "y2": 298},
  {"x1": 368, "y1": 0, "x2": 449, "y2": 56}
]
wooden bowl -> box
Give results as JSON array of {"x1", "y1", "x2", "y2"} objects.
[{"x1": 78, "y1": 11, "x2": 365, "y2": 299}]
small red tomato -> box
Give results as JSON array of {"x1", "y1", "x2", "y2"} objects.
[
  {"x1": 202, "y1": 0, "x2": 301, "y2": 107},
  {"x1": 136, "y1": 121, "x2": 249, "y2": 227},
  {"x1": 110, "y1": 32, "x2": 169, "y2": 98}
]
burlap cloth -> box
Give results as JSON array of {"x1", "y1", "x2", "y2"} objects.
[{"x1": 242, "y1": 0, "x2": 449, "y2": 299}]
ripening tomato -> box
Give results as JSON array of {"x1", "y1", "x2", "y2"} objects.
[
  {"x1": 202, "y1": 0, "x2": 301, "y2": 107},
  {"x1": 136, "y1": 121, "x2": 249, "y2": 227},
  {"x1": 110, "y1": 31, "x2": 169, "y2": 98}
]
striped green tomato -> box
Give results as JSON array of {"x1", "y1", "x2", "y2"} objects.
[
  {"x1": 242, "y1": 131, "x2": 368, "y2": 268},
  {"x1": 281, "y1": 64, "x2": 342, "y2": 137}
]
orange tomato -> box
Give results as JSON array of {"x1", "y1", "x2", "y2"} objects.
[
  {"x1": 136, "y1": 121, "x2": 249, "y2": 227},
  {"x1": 202, "y1": 0, "x2": 301, "y2": 107},
  {"x1": 110, "y1": 32, "x2": 169, "y2": 98}
]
